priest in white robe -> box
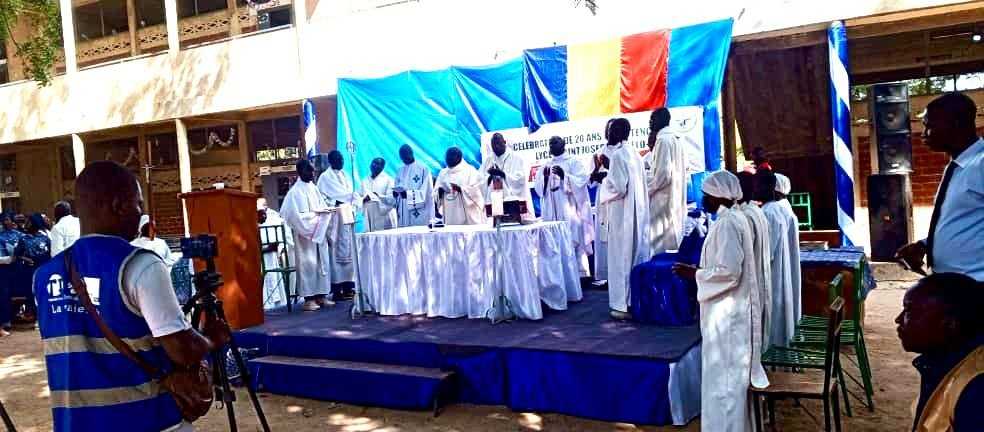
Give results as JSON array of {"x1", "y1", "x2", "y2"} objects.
[
  {"x1": 644, "y1": 108, "x2": 687, "y2": 255},
  {"x1": 589, "y1": 150, "x2": 611, "y2": 282},
  {"x1": 360, "y1": 158, "x2": 398, "y2": 232},
  {"x1": 481, "y1": 133, "x2": 535, "y2": 220},
  {"x1": 393, "y1": 144, "x2": 435, "y2": 227},
  {"x1": 673, "y1": 170, "x2": 769, "y2": 432},
  {"x1": 258, "y1": 198, "x2": 294, "y2": 310},
  {"x1": 280, "y1": 159, "x2": 334, "y2": 312},
  {"x1": 317, "y1": 150, "x2": 359, "y2": 288},
  {"x1": 435, "y1": 147, "x2": 487, "y2": 225},
  {"x1": 534, "y1": 136, "x2": 594, "y2": 277},
  {"x1": 773, "y1": 172, "x2": 802, "y2": 325},
  {"x1": 756, "y1": 171, "x2": 796, "y2": 346},
  {"x1": 597, "y1": 118, "x2": 650, "y2": 319},
  {"x1": 738, "y1": 174, "x2": 774, "y2": 378}
]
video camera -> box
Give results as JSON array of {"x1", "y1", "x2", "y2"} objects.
[{"x1": 181, "y1": 234, "x2": 219, "y2": 261}]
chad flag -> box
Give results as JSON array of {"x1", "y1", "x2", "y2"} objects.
[{"x1": 520, "y1": 19, "x2": 732, "y2": 131}]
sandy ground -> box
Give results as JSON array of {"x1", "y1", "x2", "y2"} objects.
[{"x1": 0, "y1": 283, "x2": 916, "y2": 431}]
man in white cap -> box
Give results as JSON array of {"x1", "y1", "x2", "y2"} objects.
[
  {"x1": 674, "y1": 170, "x2": 768, "y2": 432},
  {"x1": 736, "y1": 171, "x2": 772, "y2": 359},
  {"x1": 771, "y1": 172, "x2": 802, "y2": 327},
  {"x1": 131, "y1": 215, "x2": 177, "y2": 270}
]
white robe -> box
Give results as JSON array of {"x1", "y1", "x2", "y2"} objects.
[
  {"x1": 534, "y1": 153, "x2": 594, "y2": 277},
  {"x1": 643, "y1": 129, "x2": 687, "y2": 254},
  {"x1": 479, "y1": 150, "x2": 536, "y2": 220},
  {"x1": 259, "y1": 209, "x2": 294, "y2": 310},
  {"x1": 598, "y1": 141, "x2": 650, "y2": 312},
  {"x1": 435, "y1": 162, "x2": 488, "y2": 226},
  {"x1": 360, "y1": 173, "x2": 398, "y2": 232},
  {"x1": 776, "y1": 199, "x2": 802, "y2": 323},
  {"x1": 394, "y1": 161, "x2": 435, "y2": 227},
  {"x1": 762, "y1": 201, "x2": 796, "y2": 346},
  {"x1": 280, "y1": 180, "x2": 333, "y2": 298},
  {"x1": 130, "y1": 236, "x2": 177, "y2": 269},
  {"x1": 317, "y1": 169, "x2": 358, "y2": 284},
  {"x1": 696, "y1": 205, "x2": 769, "y2": 432},
  {"x1": 738, "y1": 202, "x2": 772, "y2": 366}
]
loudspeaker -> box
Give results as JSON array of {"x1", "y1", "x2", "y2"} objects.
[
  {"x1": 870, "y1": 83, "x2": 913, "y2": 174},
  {"x1": 867, "y1": 174, "x2": 914, "y2": 261}
]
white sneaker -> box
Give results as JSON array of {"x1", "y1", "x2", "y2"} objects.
[{"x1": 302, "y1": 300, "x2": 321, "y2": 312}]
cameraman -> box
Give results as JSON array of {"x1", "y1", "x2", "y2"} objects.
[{"x1": 34, "y1": 161, "x2": 226, "y2": 432}]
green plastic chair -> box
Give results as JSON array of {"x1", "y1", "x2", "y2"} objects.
[
  {"x1": 788, "y1": 192, "x2": 813, "y2": 231},
  {"x1": 761, "y1": 274, "x2": 852, "y2": 417},
  {"x1": 791, "y1": 266, "x2": 875, "y2": 411},
  {"x1": 259, "y1": 224, "x2": 297, "y2": 312}
]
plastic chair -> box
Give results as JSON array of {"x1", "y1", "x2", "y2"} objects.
[
  {"x1": 788, "y1": 192, "x2": 813, "y2": 230},
  {"x1": 792, "y1": 268, "x2": 875, "y2": 411},
  {"x1": 752, "y1": 297, "x2": 845, "y2": 432},
  {"x1": 761, "y1": 274, "x2": 852, "y2": 417},
  {"x1": 259, "y1": 225, "x2": 297, "y2": 312}
]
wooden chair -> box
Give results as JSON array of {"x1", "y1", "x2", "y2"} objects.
[
  {"x1": 752, "y1": 297, "x2": 845, "y2": 432},
  {"x1": 793, "y1": 268, "x2": 875, "y2": 410},
  {"x1": 259, "y1": 225, "x2": 298, "y2": 312}
]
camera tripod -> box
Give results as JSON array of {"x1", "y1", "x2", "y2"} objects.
[
  {"x1": 0, "y1": 398, "x2": 15, "y2": 432},
  {"x1": 182, "y1": 259, "x2": 271, "y2": 432}
]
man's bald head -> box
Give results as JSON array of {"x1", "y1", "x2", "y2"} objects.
[{"x1": 76, "y1": 161, "x2": 143, "y2": 239}]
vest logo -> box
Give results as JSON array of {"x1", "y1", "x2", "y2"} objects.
[{"x1": 47, "y1": 274, "x2": 75, "y2": 301}]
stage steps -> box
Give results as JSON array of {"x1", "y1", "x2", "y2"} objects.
[{"x1": 248, "y1": 355, "x2": 457, "y2": 415}]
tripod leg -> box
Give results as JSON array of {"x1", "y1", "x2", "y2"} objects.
[
  {"x1": 226, "y1": 337, "x2": 272, "y2": 432},
  {"x1": 212, "y1": 349, "x2": 239, "y2": 432},
  {"x1": 0, "y1": 399, "x2": 16, "y2": 432}
]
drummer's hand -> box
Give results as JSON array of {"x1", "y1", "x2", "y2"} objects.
[{"x1": 672, "y1": 263, "x2": 697, "y2": 281}]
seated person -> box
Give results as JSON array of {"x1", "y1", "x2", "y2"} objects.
[{"x1": 896, "y1": 273, "x2": 984, "y2": 431}]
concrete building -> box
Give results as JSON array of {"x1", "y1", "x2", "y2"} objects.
[{"x1": 1, "y1": 0, "x2": 982, "y2": 245}]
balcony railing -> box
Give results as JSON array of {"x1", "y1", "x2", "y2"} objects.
[{"x1": 56, "y1": 7, "x2": 269, "y2": 69}]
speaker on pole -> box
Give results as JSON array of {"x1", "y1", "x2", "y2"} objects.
[
  {"x1": 870, "y1": 83, "x2": 913, "y2": 174},
  {"x1": 867, "y1": 174, "x2": 914, "y2": 261}
]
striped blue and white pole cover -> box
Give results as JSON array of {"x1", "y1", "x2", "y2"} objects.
[
  {"x1": 828, "y1": 21, "x2": 858, "y2": 247},
  {"x1": 302, "y1": 99, "x2": 318, "y2": 159}
]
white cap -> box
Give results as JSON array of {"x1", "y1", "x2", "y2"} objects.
[
  {"x1": 701, "y1": 170, "x2": 742, "y2": 201},
  {"x1": 257, "y1": 197, "x2": 268, "y2": 211},
  {"x1": 775, "y1": 173, "x2": 792, "y2": 195}
]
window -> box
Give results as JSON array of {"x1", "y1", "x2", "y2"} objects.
[
  {"x1": 0, "y1": 42, "x2": 8, "y2": 84},
  {"x1": 178, "y1": 0, "x2": 227, "y2": 18},
  {"x1": 137, "y1": 0, "x2": 167, "y2": 27},
  {"x1": 249, "y1": 117, "x2": 301, "y2": 162},
  {"x1": 74, "y1": 0, "x2": 130, "y2": 40}
]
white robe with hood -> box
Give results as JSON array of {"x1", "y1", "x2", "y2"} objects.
[
  {"x1": 479, "y1": 150, "x2": 535, "y2": 220},
  {"x1": 317, "y1": 168, "x2": 359, "y2": 284},
  {"x1": 738, "y1": 202, "x2": 772, "y2": 356},
  {"x1": 696, "y1": 204, "x2": 769, "y2": 432},
  {"x1": 360, "y1": 172, "x2": 398, "y2": 232}
]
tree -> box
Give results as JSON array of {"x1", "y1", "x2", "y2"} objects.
[{"x1": 0, "y1": 0, "x2": 62, "y2": 85}]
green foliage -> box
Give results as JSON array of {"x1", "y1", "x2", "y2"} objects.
[{"x1": 0, "y1": 0, "x2": 62, "y2": 85}]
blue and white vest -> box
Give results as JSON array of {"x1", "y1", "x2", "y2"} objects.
[{"x1": 34, "y1": 235, "x2": 183, "y2": 432}]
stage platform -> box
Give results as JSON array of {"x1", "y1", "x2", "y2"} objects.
[{"x1": 238, "y1": 291, "x2": 702, "y2": 426}]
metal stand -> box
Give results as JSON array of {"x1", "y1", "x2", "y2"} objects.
[
  {"x1": 183, "y1": 261, "x2": 271, "y2": 432},
  {"x1": 346, "y1": 141, "x2": 375, "y2": 319},
  {"x1": 486, "y1": 216, "x2": 515, "y2": 324},
  {"x1": 0, "y1": 399, "x2": 16, "y2": 432}
]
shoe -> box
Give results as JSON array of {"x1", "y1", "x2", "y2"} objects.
[
  {"x1": 302, "y1": 300, "x2": 321, "y2": 312},
  {"x1": 317, "y1": 297, "x2": 335, "y2": 307},
  {"x1": 0, "y1": 329, "x2": 9, "y2": 338},
  {"x1": 609, "y1": 309, "x2": 632, "y2": 321}
]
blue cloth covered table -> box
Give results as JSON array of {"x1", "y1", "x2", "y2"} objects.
[
  {"x1": 800, "y1": 247, "x2": 876, "y2": 299},
  {"x1": 629, "y1": 228, "x2": 705, "y2": 326}
]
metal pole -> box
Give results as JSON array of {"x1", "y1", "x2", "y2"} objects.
[{"x1": 487, "y1": 215, "x2": 514, "y2": 324}]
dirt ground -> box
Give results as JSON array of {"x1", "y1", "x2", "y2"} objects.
[{"x1": 0, "y1": 283, "x2": 917, "y2": 431}]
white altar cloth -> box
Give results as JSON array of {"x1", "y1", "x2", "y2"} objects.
[{"x1": 355, "y1": 221, "x2": 582, "y2": 319}]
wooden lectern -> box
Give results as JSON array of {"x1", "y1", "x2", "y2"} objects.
[{"x1": 179, "y1": 188, "x2": 263, "y2": 329}]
